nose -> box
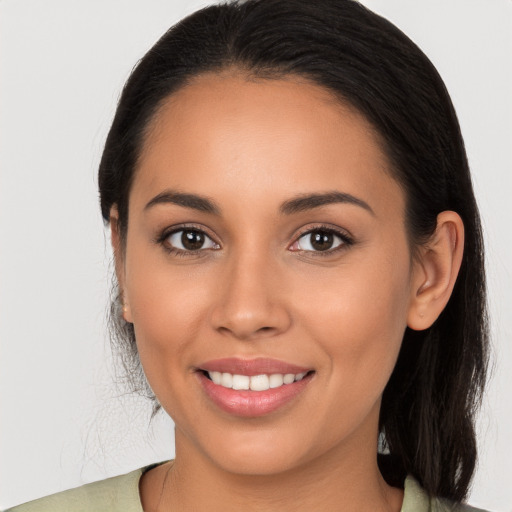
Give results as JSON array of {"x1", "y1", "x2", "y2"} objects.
[{"x1": 209, "y1": 249, "x2": 292, "y2": 341}]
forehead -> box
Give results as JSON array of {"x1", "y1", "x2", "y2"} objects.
[{"x1": 131, "y1": 72, "x2": 404, "y2": 218}]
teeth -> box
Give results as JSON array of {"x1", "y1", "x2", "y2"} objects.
[
  {"x1": 283, "y1": 373, "x2": 295, "y2": 384},
  {"x1": 232, "y1": 374, "x2": 250, "y2": 390},
  {"x1": 250, "y1": 374, "x2": 269, "y2": 391},
  {"x1": 207, "y1": 371, "x2": 309, "y2": 391},
  {"x1": 269, "y1": 374, "x2": 284, "y2": 388},
  {"x1": 210, "y1": 371, "x2": 222, "y2": 385},
  {"x1": 221, "y1": 372, "x2": 233, "y2": 388}
]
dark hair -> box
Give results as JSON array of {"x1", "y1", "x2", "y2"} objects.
[{"x1": 98, "y1": 0, "x2": 488, "y2": 502}]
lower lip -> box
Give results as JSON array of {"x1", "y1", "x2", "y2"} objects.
[{"x1": 197, "y1": 372, "x2": 313, "y2": 418}]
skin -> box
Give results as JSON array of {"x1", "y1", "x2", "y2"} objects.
[{"x1": 111, "y1": 71, "x2": 464, "y2": 511}]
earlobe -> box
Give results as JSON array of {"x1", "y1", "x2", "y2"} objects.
[
  {"x1": 121, "y1": 301, "x2": 133, "y2": 323},
  {"x1": 110, "y1": 206, "x2": 133, "y2": 324},
  {"x1": 407, "y1": 211, "x2": 464, "y2": 331}
]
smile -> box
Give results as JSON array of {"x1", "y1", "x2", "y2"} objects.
[{"x1": 196, "y1": 358, "x2": 314, "y2": 417}]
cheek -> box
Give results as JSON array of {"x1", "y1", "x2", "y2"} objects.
[
  {"x1": 128, "y1": 272, "x2": 208, "y2": 353},
  {"x1": 123, "y1": 241, "x2": 214, "y2": 381},
  {"x1": 295, "y1": 248, "x2": 412, "y2": 397},
  {"x1": 125, "y1": 262, "x2": 217, "y2": 426}
]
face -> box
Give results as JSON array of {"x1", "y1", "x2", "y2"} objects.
[{"x1": 116, "y1": 73, "x2": 420, "y2": 476}]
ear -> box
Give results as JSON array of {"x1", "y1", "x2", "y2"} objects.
[
  {"x1": 407, "y1": 211, "x2": 464, "y2": 331},
  {"x1": 110, "y1": 206, "x2": 133, "y2": 323}
]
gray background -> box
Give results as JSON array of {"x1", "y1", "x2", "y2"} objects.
[{"x1": 1, "y1": 1, "x2": 511, "y2": 510}]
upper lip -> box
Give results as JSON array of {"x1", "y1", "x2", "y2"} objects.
[{"x1": 198, "y1": 357, "x2": 312, "y2": 376}]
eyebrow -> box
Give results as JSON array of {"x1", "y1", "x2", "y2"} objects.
[
  {"x1": 144, "y1": 189, "x2": 374, "y2": 216},
  {"x1": 144, "y1": 190, "x2": 221, "y2": 215},
  {"x1": 279, "y1": 191, "x2": 375, "y2": 216}
]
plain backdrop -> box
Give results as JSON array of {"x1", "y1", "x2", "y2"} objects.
[{"x1": 1, "y1": 1, "x2": 511, "y2": 510}]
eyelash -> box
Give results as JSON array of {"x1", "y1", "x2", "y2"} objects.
[{"x1": 155, "y1": 223, "x2": 354, "y2": 258}]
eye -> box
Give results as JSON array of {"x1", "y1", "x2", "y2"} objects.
[
  {"x1": 165, "y1": 228, "x2": 219, "y2": 252},
  {"x1": 289, "y1": 228, "x2": 351, "y2": 253}
]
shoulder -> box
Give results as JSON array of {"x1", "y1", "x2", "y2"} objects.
[
  {"x1": 2, "y1": 462, "x2": 167, "y2": 512},
  {"x1": 402, "y1": 475, "x2": 492, "y2": 512}
]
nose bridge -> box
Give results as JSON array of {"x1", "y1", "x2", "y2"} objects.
[{"x1": 210, "y1": 241, "x2": 291, "y2": 340}]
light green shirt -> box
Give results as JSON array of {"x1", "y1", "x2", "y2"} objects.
[{"x1": 3, "y1": 460, "x2": 489, "y2": 511}]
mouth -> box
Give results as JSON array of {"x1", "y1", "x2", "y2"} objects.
[{"x1": 195, "y1": 358, "x2": 315, "y2": 417}]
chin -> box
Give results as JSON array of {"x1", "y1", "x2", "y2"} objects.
[
  {"x1": 212, "y1": 444, "x2": 307, "y2": 476},
  {"x1": 197, "y1": 419, "x2": 342, "y2": 478},
  {"x1": 178, "y1": 419, "x2": 312, "y2": 476}
]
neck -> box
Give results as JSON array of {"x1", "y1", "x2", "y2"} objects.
[{"x1": 150, "y1": 428, "x2": 403, "y2": 512}]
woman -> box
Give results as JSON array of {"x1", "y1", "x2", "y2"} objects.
[{"x1": 4, "y1": 0, "x2": 491, "y2": 510}]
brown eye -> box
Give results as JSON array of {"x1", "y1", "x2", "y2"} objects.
[
  {"x1": 310, "y1": 231, "x2": 334, "y2": 251},
  {"x1": 182, "y1": 230, "x2": 205, "y2": 250},
  {"x1": 294, "y1": 229, "x2": 345, "y2": 252},
  {"x1": 167, "y1": 229, "x2": 218, "y2": 252}
]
